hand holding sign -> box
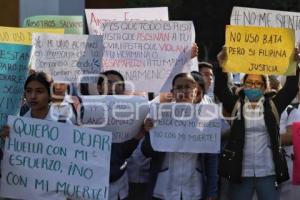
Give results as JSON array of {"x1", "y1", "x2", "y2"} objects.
[{"x1": 144, "y1": 118, "x2": 154, "y2": 132}]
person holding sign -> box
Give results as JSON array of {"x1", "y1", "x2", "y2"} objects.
[
  {"x1": 96, "y1": 70, "x2": 147, "y2": 200},
  {"x1": 142, "y1": 73, "x2": 218, "y2": 200},
  {"x1": 278, "y1": 90, "x2": 300, "y2": 199},
  {"x1": 0, "y1": 72, "x2": 74, "y2": 200},
  {"x1": 215, "y1": 48, "x2": 300, "y2": 200},
  {"x1": 1, "y1": 72, "x2": 73, "y2": 139}
]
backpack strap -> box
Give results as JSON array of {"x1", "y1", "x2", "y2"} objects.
[
  {"x1": 229, "y1": 100, "x2": 241, "y2": 126},
  {"x1": 269, "y1": 100, "x2": 279, "y2": 124},
  {"x1": 286, "y1": 103, "x2": 300, "y2": 117}
]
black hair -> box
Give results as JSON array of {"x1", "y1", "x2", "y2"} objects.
[
  {"x1": 198, "y1": 61, "x2": 213, "y2": 72},
  {"x1": 191, "y1": 71, "x2": 206, "y2": 94},
  {"x1": 97, "y1": 70, "x2": 125, "y2": 92},
  {"x1": 79, "y1": 83, "x2": 90, "y2": 95},
  {"x1": 52, "y1": 82, "x2": 71, "y2": 95},
  {"x1": 24, "y1": 72, "x2": 53, "y2": 96},
  {"x1": 243, "y1": 74, "x2": 269, "y2": 89},
  {"x1": 172, "y1": 73, "x2": 196, "y2": 88}
]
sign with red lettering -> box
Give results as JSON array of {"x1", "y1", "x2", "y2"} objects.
[
  {"x1": 102, "y1": 21, "x2": 195, "y2": 92},
  {"x1": 85, "y1": 7, "x2": 168, "y2": 35}
]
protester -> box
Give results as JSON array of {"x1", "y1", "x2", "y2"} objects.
[
  {"x1": 142, "y1": 72, "x2": 218, "y2": 200},
  {"x1": 215, "y1": 48, "x2": 300, "y2": 200},
  {"x1": 96, "y1": 70, "x2": 147, "y2": 200},
  {"x1": 279, "y1": 86, "x2": 300, "y2": 199}
]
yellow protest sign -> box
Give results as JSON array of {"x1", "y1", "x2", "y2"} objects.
[
  {"x1": 224, "y1": 25, "x2": 296, "y2": 75},
  {"x1": 0, "y1": 26, "x2": 64, "y2": 45}
]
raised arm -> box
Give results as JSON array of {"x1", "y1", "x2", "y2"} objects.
[
  {"x1": 214, "y1": 48, "x2": 238, "y2": 114},
  {"x1": 273, "y1": 67, "x2": 300, "y2": 115}
]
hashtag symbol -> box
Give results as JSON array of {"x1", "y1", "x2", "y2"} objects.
[{"x1": 232, "y1": 10, "x2": 241, "y2": 25}]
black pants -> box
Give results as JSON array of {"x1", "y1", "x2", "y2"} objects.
[
  {"x1": 152, "y1": 197, "x2": 203, "y2": 200},
  {"x1": 128, "y1": 183, "x2": 148, "y2": 200}
]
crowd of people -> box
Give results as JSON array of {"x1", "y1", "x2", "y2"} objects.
[{"x1": 0, "y1": 38, "x2": 300, "y2": 200}]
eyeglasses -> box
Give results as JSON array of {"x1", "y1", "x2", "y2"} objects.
[
  {"x1": 244, "y1": 81, "x2": 264, "y2": 88},
  {"x1": 173, "y1": 85, "x2": 196, "y2": 91}
]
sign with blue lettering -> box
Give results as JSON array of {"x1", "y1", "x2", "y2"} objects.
[
  {"x1": 0, "y1": 116, "x2": 112, "y2": 200},
  {"x1": 149, "y1": 103, "x2": 221, "y2": 153},
  {"x1": 81, "y1": 95, "x2": 149, "y2": 143},
  {"x1": 31, "y1": 33, "x2": 104, "y2": 83},
  {"x1": 0, "y1": 43, "x2": 31, "y2": 129}
]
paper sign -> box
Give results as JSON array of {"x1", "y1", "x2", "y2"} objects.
[
  {"x1": 0, "y1": 26, "x2": 64, "y2": 45},
  {"x1": 0, "y1": 43, "x2": 31, "y2": 129},
  {"x1": 102, "y1": 21, "x2": 195, "y2": 92},
  {"x1": 292, "y1": 122, "x2": 300, "y2": 185},
  {"x1": 0, "y1": 116, "x2": 111, "y2": 200},
  {"x1": 149, "y1": 103, "x2": 221, "y2": 153},
  {"x1": 23, "y1": 15, "x2": 84, "y2": 34},
  {"x1": 231, "y1": 6, "x2": 300, "y2": 43},
  {"x1": 80, "y1": 95, "x2": 149, "y2": 143},
  {"x1": 224, "y1": 25, "x2": 296, "y2": 75},
  {"x1": 31, "y1": 33, "x2": 104, "y2": 83},
  {"x1": 85, "y1": 7, "x2": 168, "y2": 35}
]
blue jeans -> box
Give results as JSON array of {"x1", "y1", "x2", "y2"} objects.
[{"x1": 228, "y1": 176, "x2": 279, "y2": 200}]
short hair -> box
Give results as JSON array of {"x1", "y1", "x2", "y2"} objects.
[
  {"x1": 97, "y1": 70, "x2": 125, "y2": 91},
  {"x1": 198, "y1": 61, "x2": 213, "y2": 72},
  {"x1": 191, "y1": 71, "x2": 206, "y2": 94},
  {"x1": 24, "y1": 72, "x2": 53, "y2": 95}
]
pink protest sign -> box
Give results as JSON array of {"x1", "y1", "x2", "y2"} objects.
[{"x1": 292, "y1": 122, "x2": 300, "y2": 185}]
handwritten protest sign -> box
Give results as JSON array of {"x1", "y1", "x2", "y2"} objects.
[
  {"x1": 0, "y1": 43, "x2": 31, "y2": 129},
  {"x1": 85, "y1": 7, "x2": 168, "y2": 35},
  {"x1": 80, "y1": 95, "x2": 149, "y2": 143},
  {"x1": 31, "y1": 33, "x2": 104, "y2": 83},
  {"x1": 224, "y1": 25, "x2": 296, "y2": 75},
  {"x1": 23, "y1": 15, "x2": 84, "y2": 34},
  {"x1": 0, "y1": 26, "x2": 64, "y2": 45},
  {"x1": 0, "y1": 116, "x2": 111, "y2": 200},
  {"x1": 231, "y1": 6, "x2": 300, "y2": 43},
  {"x1": 102, "y1": 21, "x2": 195, "y2": 92},
  {"x1": 149, "y1": 103, "x2": 221, "y2": 153}
]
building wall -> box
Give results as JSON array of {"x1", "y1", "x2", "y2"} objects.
[
  {"x1": 85, "y1": 0, "x2": 126, "y2": 8},
  {"x1": 0, "y1": 0, "x2": 19, "y2": 26},
  {"x1": 19, "y1": 0, "x2": 85, "y2": 26}
]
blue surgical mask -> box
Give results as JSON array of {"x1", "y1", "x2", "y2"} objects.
[{"x1": 244, "y1": 88, "x2": 263, "y2": 101}]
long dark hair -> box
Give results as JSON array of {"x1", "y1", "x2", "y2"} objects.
[{"x1": 24, "y1": 72, "x2": 53, "y2": 96}]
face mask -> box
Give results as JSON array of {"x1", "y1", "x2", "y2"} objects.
[{"x1": 244, "y1": 88, "x2": 263, "y2": 101}]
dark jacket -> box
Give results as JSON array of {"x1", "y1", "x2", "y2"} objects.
[
  {"x1": 214, "y1": 65, "x2": 299, "y2": 184},
  {"x1": 110, "y1": 138, "x2": 139, "y2": 183},
  {"x1": 141, "y1": 133, "x2": 219, "y2": 200}
]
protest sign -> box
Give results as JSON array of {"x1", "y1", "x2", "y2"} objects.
[
  {"x1": 0, "y1": 116, "x2": 111, "y2": 200},
  {"x1": 102, "y1": 21, "x2": 195, "y2": 92},
  {"x1": 293, "y1": 122, "x2": 300, "y2": 185},
  {"x1": 23, "y1": 15, "x2": 84, "y2": 34},
  {"x1": 231, "y1": 6, "x2": 300, "y2": 43},
  {"x1": 224, "y1": 25, "x2": 296, "y2": 75},
  {"x1": 0, "y1": 43, "x2": 31, "y2": 128},
  {"x1": 80, "y1": 95, "x2": 149, "y2": 143},
  {"x1": 85, "y1": 7, "x2": 168, "y2": 35},
  {"x1": 0, "y1": 26, "x2": 64, "y2": 45},
  {"x1": 149, "y1": 103, "x2": 221, "y2": 153},
  {"x1": 31, "y1": 33, "x2": 104, "y2": 83}
]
